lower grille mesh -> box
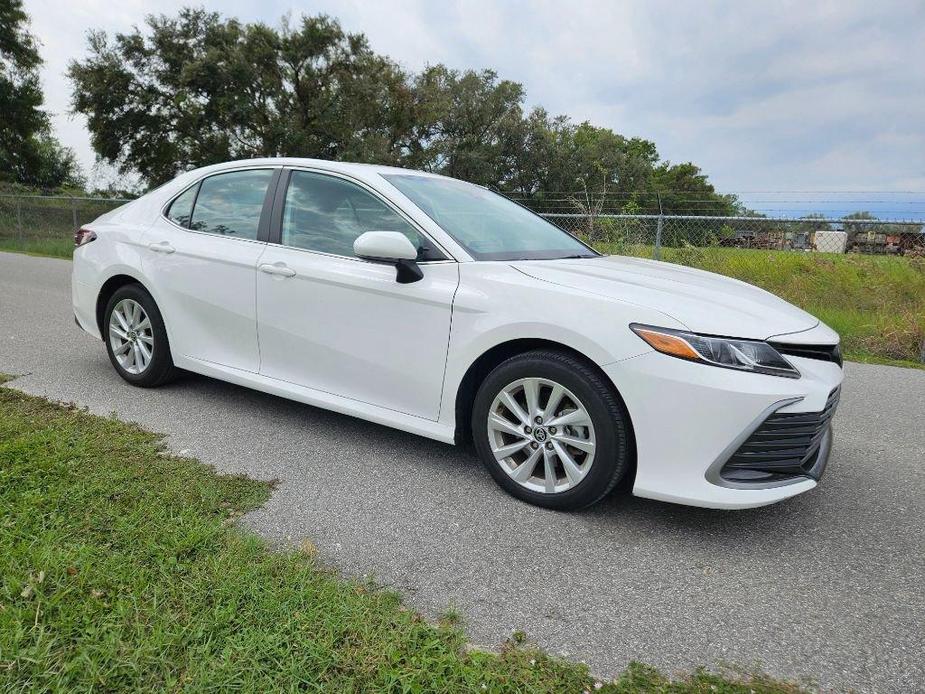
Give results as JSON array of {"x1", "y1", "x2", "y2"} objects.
[{"x1": 721, "y1": 387, "x2": 840, "y2": 483}]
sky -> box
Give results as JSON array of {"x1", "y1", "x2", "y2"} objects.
[{"x1": 22, "y1": 0, "x2": 925, "y2": 218}]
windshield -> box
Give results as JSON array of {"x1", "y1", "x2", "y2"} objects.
[{"x1": 383, "y1": 174, "x2": 598, "y2": 261}]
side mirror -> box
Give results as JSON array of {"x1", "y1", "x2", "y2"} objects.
[{"x1": 353, "y1": 231, "x2": 423, "y2": 284}]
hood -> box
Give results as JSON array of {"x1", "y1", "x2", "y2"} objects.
[{"x1": 513, "y1": 255, "x2": 819, "y2": 340}]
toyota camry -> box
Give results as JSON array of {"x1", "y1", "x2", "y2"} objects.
[{"x1": 72, "y1": 158, "x2": 843, "y2": 510}]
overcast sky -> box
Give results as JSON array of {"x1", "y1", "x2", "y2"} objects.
[{"x1": 22, "y1": 0, "x2": 925, "y2": 211}]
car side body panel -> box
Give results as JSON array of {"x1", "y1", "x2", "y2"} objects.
[
  {"x1": 172, "y1": 354, "x2": 459, "y2": 443},
  {"x1": 140, "y1": 216, "x2": 268, "y2": 373},
  {"x1": 72, "y1": 214, "x2": 157, "y2": 340},
  {"x1": 255, "y1": 244, "x2": 459, "y2": 420},
  {"x1": 436, "y1": 262, "x2": 676, "y2": 430}
]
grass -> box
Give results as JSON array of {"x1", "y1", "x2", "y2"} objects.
[
  {"x1": 0, "y1": 237, "x2": 74, "y2": 259},
  {"x1": 0, "y1": 383, "x2": 808, "y2": 692},
  {"x1": 597, "y1": 243, "x2": 925, "y2": 368}
]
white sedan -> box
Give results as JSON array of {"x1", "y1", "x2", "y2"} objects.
[{"x1": 72, "y1": 158, "x2": 843, "y2": 510}]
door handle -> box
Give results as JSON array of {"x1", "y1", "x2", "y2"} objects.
[
  {"x1": 258, "y1": 262, "x2": 296, "y2": 278},
  {"x1": 148, "y1": 241, "x2": 175, "y2": 254}
]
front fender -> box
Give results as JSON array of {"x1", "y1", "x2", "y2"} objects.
[{"x1": 438, "y1": 262, "x2": 682, "y2": 427}]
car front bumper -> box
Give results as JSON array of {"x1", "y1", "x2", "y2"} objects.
[{"x1": 603, "y1": 349, "x2": 844, "y2": 510}]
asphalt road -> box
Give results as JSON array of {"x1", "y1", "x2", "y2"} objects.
[{"x1": 1, "y1": 251, "x2": 923, "y2": 692}]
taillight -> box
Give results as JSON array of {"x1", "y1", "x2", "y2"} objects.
[{"x1": 74, "y1": 228, "x2": 97, "y2": 247}]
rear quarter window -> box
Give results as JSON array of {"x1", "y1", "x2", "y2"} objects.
[{"x1": 166, "y1": 184, "x2": 197, "y2": 227}]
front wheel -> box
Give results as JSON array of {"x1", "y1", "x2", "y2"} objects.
[
  {"x1": 472, "y1": 350, "x2": 632, "y2": 510},
  {"x1": 104, "y1": 284, "x2": 178, "y2": 387}
]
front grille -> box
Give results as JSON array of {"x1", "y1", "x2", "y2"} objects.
[
  {"x1": 721, "y1": 387, "x2": 840, "y2": 484},
  {"x1": 771, "y1": 342, "x2": 843, "y2": 368}
]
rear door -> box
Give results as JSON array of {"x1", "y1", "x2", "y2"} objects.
[
  {"x1": 255, "y1": 168, "x2": 459, "y2": 420},
  {"x1": 142, "y1": 167, "x2": 280, "y2": 372}
]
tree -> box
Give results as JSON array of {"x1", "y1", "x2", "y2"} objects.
[
  {"x1": 844, "y1": 210, "x2": 907, "y2": 236},
  {"x1": 842, "y1": 211, "x2": 879, "y2": 233},
  {"x1": 650, "y1": 161, "x2": 738, "y2": 216},
  {"x1": 69, "y1": 7, "x2": 735, "y2": 214},
  {"x1": 408, "y1": 66, "x2": 525, "y2": 186},
  {"x1": 502, "y1": 108, "x2": 567, "y2": 195},
  {"x1": 501, "y1": 113, "x2": 736, "y2": 218},
  {"x1": 791, "y1": 213, "x2": 832, "y2": 233},
  {"x1": 68, "y1": 13, "x2": 531, "y2": 188},
  {"x1": 0, "y1": 0, "x2": 82, "y2": 188},
  {"x1": 69, "y1": 10, "x2": 412, "y2": 185}
]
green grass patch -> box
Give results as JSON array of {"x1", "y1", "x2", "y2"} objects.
[
  {"x1": 0, "y1": 237, "x2": 74, "y2": 259},
  {"x1": 596, "y1": 243, "x2": 925, "y2": 367},
  {"x1": 0, "y1": 385, "x2": 807, "y2": 692}
]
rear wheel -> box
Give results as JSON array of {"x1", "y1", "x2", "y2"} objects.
[
  {"x1": 472, "y1": 350, "x2": 631, "y2": 510},
  {"x1": 104, "y1": 284, "x2": 178, "y2": 387}
]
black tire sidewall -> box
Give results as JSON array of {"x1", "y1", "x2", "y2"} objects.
[
  {"x1": 472, "y1": 351, "x2": 630, "y2": 510},
  {"x1": 104, "y1": 284, "x2": 174, "y2": 387}
]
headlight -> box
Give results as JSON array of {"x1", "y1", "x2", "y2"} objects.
[{"x1": 630, "y1": 324, "x2": 800, "y2": 378}]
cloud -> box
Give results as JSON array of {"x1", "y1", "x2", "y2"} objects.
[{"x1": 23, "y1": 0, "x2": 925, "y2": 193}]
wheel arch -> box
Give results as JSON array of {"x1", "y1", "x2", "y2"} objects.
[
  {"x1": 453, "y1": 338, "x2": 637, "y2": 486},
  {"x1": 95, "y1": 273, "x2": 152, "y2": 338}
]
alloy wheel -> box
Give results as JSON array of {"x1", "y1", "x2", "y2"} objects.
[
  {"x1": 109, "y1": 298, "x2": 154, "y2": 374},
  {"x1": 487, "y1": 377, "x2": 596, "y2": 494}
]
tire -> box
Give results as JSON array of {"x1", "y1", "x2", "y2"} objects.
[
  {"x1": 103, "y1": 284, "x2": 178, "y2": 387},
  {"x1": 472, "y1": 350, "x2": 632, "y2": 510}
]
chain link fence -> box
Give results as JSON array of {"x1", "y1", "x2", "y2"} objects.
[
  {"x1": 539, "y1": 213, "x2": 925, "y2": 259},
  {"x1": 1, "y1": 192, "x2": 923, "y2": 261},
  {"x1": 0, "y1": 194, "x2": 132, "y2": 254}
]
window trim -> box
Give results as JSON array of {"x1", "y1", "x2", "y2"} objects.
[
  {"x1": 160, "y1": 166, "x2": 282, "y2": 244},
  {"x1": 268, "y1": 166, "x2": 456, "y2": 264}
]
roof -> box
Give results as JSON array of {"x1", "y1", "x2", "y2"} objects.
[{"x1": 182, "y1": 157, "x2": 446, "y2": 186}]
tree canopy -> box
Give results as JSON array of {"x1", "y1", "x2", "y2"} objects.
[
  {"x1": 68, "y1": 8, "x2": 736, "y2": 214},
  {"x1": 0, "y1": 0, "x2": 82, "y2": 189}
]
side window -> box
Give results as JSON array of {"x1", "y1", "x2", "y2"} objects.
[
  {"x1": 281, "y1": 171, "x2": 443, "y2": 259},
  {"x1": 187, "y1": 169, "x2": 275, "y2": 240},
  {"x1": 166, "y1": 184, "x2": 198, "y2": 228}
]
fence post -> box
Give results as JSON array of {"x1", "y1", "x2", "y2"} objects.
[
  {"x1": 71, "y1": 197, "x2": 78, "y2": 233},
  {"x1": 16, "y1": 198, "x2": 23, "y2": 241},
  {"x1": 653, "y1": 215, "x2": 664, "y2": 260},
  {"x1": 653, "y1": 192, "x2": 664, "y2": 260}
]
